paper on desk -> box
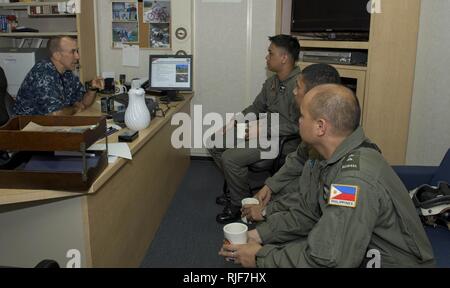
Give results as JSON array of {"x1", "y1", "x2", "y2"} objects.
[
  {"x1": 108, "y1": 156, "x2": 118, "y2": 164},
  {"x1": 122, "y1": 45, "x2": 139, "y2": 67},
  {"x1": 22, "y1": 122, "x2": 97, "y2": 133},
  {"x1": 88, "y1": 143, "x2": 132, "y2": 160}
]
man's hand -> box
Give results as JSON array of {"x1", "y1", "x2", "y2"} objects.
[
  {"x1": 90, "y1": 77, "x2": 105, "y2": 90},
  {"x1": 219, "y1": 240, "x2": 262, "y2": 268},
  {"x1": 241, "y1": 204, "x2": 265, "y2": 223},
  {"x1": 255, "y1": 185, "x2": 272, "y2": 206},
  {"x1": 73, "y1": 101, "x2": 86, "y2": 113},
  {"x1": 248, "y1": 229, "x2": 263, "y2": 244},
  {"x1": 220, "y1": 119, "x2": 236, "y2": 135},
  {"x1": 245, "y1": 120, "x2": 259, "y2": 140}
]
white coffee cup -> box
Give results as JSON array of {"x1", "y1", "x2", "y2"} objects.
[
  {"x1": 241, "y1": 197, "x2": 260, "y2": 223},
  {"x1": 223, "y1": 222, "x2": 248, "y2": 244},
  {"x1": 236, "y1": 123, "x2": 247, "y2": 139}
]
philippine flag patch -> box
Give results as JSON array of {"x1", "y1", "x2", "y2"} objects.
[{"x1": 329, "y1": 184, "x2": 359, "y2": 208}]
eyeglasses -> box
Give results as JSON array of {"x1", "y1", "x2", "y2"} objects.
[{"x1": 60, "y1": 48, "x2": 79, "y2": 55}]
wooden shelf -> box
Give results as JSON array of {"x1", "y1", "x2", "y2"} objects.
[
  {"x1": 299, "y1": 40, "x2": 369, "y2": 50},
  {"x1": 0, "y1": 1, "x2": 67, "y2": 9},
  {"x1": 0, "y1": 32, "x2": 77, "y2": 37},
  {"x1": 112, "y1": 20, "x2": 138, "y2": 23},
  {"x1": 300, "y1": 61, "x2": 367, "y2": 71},
  {"x1": 28, "y1": 14, "x2": 75, "y2": 17}
]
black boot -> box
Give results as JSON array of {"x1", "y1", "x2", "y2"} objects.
[
  {"x1": 216, "y1": 181, "x2": 231, "y2": 205},
  {"x1": 215, "y1": 193, "x2": 230, "y2": 205},
  {"x1": 216, "y1": 203, "x2": 241, "y2": 224}
]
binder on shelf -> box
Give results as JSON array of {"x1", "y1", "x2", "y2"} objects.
[
  {"x1": 40, "y1": 38, "x2": 49, "y2": 48},
  {"x1": 0, "y1": 116, "x2": 109, "y2": 191},
  {"x1": 31, "y1": 38, "x2": 43, "y2": 48}
]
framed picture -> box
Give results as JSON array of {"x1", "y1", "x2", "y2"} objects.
[
  {"x1": 113, "y1": 22, "x2": 139, "y2": 43},
  {"x1": 149, "y1": 23, "x2": 170, "y2": 48},
  {"x1": 143, "y1": 0, "x2": 171, "y2": 23},
  {"x1": 112, "y1": 2, "x2": 138, "y2": 21}
]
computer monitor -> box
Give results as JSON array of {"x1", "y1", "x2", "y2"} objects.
[{"x1": 149, "y1": 54, "x2": 193, "y2": 102}]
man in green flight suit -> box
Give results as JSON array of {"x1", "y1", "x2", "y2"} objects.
[
  {"x1": 220, "y1": 84, "x2": 435, "y2": 268},
  {"x1": 209, "y1": 34, "x2": 302, "y2": 224},
  {"x1": 241, "y1": 63, "x2": 342, "y2": 223}
]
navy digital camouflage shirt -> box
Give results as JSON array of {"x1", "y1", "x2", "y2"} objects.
[{"x1": 13, "y1": 59, "x2": 86, "y2": 115}]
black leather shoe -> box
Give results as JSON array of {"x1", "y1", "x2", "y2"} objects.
[
  {"x1": 215, "y1": 193, "x2": 230, "y2": 205},
  {"x1": 216, "y1": 204, "x2": 241, "y2": 224}
]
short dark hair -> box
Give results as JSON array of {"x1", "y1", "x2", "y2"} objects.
[
  {"x1": 268, "y1": 34, "x2": 301, "y2": 62},
  {"x1": 48, "y1": 36, "x2": 76, "y2": 56},
  {"x1": 302, "y1": 64, "x2": 341, "y2": 92},
  {"x1": 309, "y1": 84, "x2": 361, "y2": 135}
]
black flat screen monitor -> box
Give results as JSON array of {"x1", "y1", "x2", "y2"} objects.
[
  {"x1": 149, "y1": 54, "x2": 193, "y2": 102},
  {"x1": 291, "y1": 0, "x2": 370, "y2": 36}
]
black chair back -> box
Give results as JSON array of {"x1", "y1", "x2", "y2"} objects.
[{"x1": 0, "y1": 66, "x2": 14, "y2": 127}]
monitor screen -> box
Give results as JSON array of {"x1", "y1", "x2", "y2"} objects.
[
  {"x1": 149, "y1": 54, "x2": 193, "y2": 92},
  {"x1": 291, "y1": 0, "x2": 370, "y2": 34}
]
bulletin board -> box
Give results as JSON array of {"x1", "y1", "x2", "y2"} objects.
[{"x1": 112, "y1": 0, "x2": 171, "y2": 49}]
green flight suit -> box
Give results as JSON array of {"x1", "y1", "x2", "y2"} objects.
[
  {"x1": 264, "y1": 142, "x2": 317, "y2": 215},
  {"x1": 255, "y1": 127, "x2": 435, "y2": 268},
  {"x1": 208, "y1": 67, "x2": 301, "y2": 207}
]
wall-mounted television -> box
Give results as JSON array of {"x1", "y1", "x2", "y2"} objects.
[{"x1": 291, "y1": 0, "x2": 371, "y2": 39}]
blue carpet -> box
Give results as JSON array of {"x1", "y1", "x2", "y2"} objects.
[{"x1": 141, "y1": 160, "x2": 237, "y2": 268}]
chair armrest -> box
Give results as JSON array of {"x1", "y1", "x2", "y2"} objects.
[
  {"x1": 392, "y1": 165, "x2": 437, "y2": 190},
  {"x1": 273, "y1": 134, "x2": 300, "y2": 172}
]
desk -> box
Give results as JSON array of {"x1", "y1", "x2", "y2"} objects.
[{"x1": 0, "y1": 94, "x2": 192, "y2": 267}]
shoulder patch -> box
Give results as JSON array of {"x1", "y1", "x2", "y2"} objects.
[
  {"x1": 328, "y1": 184, "x2": 359, "y2": 208},
  {"x1": 341, "y1": 151, "x2": 360, "y2": 172}
]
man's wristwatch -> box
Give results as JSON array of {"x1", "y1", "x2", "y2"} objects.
[{"x1": 85, "y1": 81, "x2": 99, "y2": 92}]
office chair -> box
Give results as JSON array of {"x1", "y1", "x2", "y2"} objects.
[
  {"x1": 0, "y1": 66, "x2": 12, "y2": 127},
  {"x1": 217, "y1": 134, "x2": 300, "y2": 205},
  {"x1": 0, "y1": 66, "x2": 15, "y2": 167}
]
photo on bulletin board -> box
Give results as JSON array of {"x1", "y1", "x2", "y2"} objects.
[
  {"x1": 113, "y1": 22, "x2": 139, "y2": 43},
  {"x1": 143, "y1": 0, "x2": 171, "y2": 23},
  {"x1": 112, "y1": 2, "x2": 138, "y2": 21},
  {"x1": 149, "y1": 23, "x2": 170, "y2": 48}
]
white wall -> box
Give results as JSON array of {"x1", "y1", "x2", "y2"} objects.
[
  {"x1": 95, "y1": 0, "x2": 193, "y2": 80},
  {"x1": 281, "y1": 0, "x2": 291, "y2": 34},
  {"x1": 406, "y1": 0, "x2": 450, "y2": 165},
  {"x1": 192, "y1": 0, "x2": 276, "y2": 156}
]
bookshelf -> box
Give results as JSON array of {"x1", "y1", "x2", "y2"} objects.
[{"x1": 0, "y1": 0, "x2": 96, "y2": 83}]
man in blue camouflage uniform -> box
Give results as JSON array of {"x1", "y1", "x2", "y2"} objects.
[
  {"x1": 220, "y1": 84, "x2": 435, "y2": 268},
  {"x1": 13, "y1": 36, "x2": 104, "y2": 116}
]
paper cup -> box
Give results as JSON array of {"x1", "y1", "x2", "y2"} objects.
[
  {"x1": 223, "y1": 222, "x2": 248, "y2": 244},
  {"x1": 241, "y1": 197, "x2": 260, "y2": 223},
  {"x1": 236, "y1": 123, "x2": 247, "y2": 139}
]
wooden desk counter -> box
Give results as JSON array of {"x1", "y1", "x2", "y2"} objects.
[{"x1": 0, "y1": 94, "x2": 193, "y2": 267}]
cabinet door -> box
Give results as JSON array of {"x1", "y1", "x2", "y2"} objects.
[
  {"x1": 77, "y1": 0, "x2": 97, "y2": 83},
  {"x1": 364, "y1": 0, "x2": 421, "y2": 164}
]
